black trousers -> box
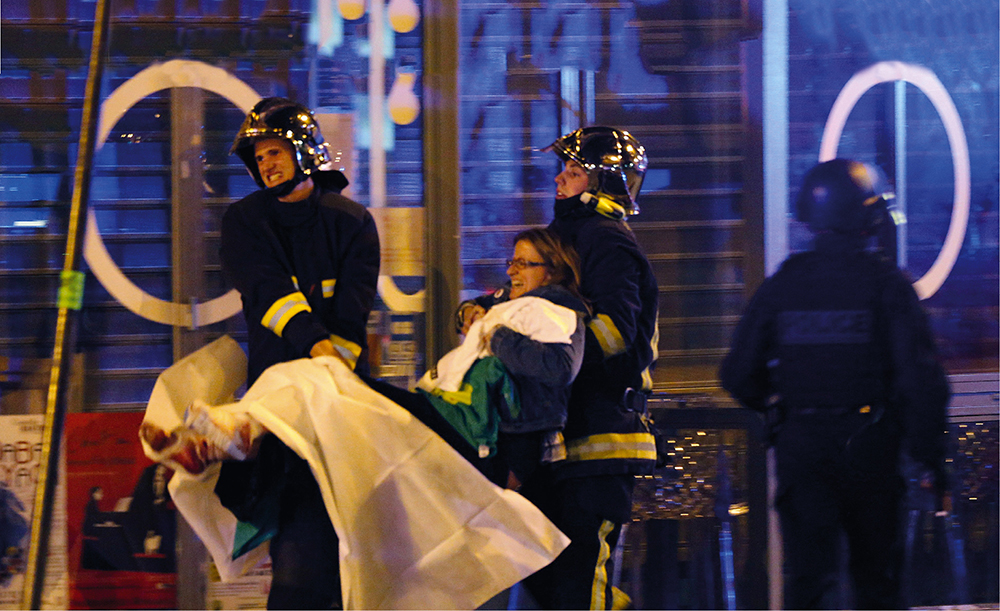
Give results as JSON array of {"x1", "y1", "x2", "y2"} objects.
[
  {"x1": 774, "y1": 412, "x2": 905, "y2": 610},
  {"x1": 519, "y1": 470, "x2": 635, "y2": 610},
  {"x1": 266, "y1": 448, "x2": 343, "y2": 610}
]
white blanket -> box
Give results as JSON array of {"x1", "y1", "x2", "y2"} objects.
[
  {"x1": 140, "y1": 336, "x2": 570, "y2": 610},
  {"x1": 417, "y1": 296, "x2": 578, "y2": 393}
]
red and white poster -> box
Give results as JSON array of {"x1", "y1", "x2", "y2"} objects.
[
  {"x1": 0, "y1": 414, "x2": 67, "y2": 610},
  {"x1": 65, "y1": 412, "x2": 177, "y2": 609}
]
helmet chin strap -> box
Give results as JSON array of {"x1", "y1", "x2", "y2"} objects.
[
  {"x1": 263, "y1": 169, "x2": 307, "y2": 199},
  {"x1": 580, "y1": 192, "x2": 626, "y2": 220}
]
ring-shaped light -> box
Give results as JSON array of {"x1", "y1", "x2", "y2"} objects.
[
  {"x1": 819, "y1": 61, "x2": 970, "y2": 300},
  {"x1": 84, "y1": 60, "x2": 260, "y2": 326}
]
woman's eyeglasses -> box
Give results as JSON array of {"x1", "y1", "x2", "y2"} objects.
[{"x1": 506, "y1": 258, "x2": 547, "y2": 271}]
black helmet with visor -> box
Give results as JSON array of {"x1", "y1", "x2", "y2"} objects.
[{"x1": 795, "y1": 158, "x2": 902, "y2": 263}]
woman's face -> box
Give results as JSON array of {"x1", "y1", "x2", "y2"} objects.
[
  {"x1": 554, "y1": 160, "x2": 590, "y2": 200},
  {"x1": 507, "y1": 240, "x2": 552, "y2": 299}
]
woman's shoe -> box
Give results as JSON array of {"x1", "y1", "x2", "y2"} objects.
[
  {"x1": 139, "y1": 422, "x2": 218, "y2": 475},
  {"x1": 184, "y1": 401, "x2": 265, "y2": 461}
]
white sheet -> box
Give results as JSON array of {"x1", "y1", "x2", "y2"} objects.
[
  {"x1": 417, "y1": 295, "x2": 578, "y2": 393},
  {"x1": 140, "y1": 336, "x2": 569, "y2": 610}
]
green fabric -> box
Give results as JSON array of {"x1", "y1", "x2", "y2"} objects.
[
  {"x1": 419, "y1": 357, "x2": 520, "y2": 456},
  {"x1": 231, "y1": 479, "x2": 282, "y2": 560}
]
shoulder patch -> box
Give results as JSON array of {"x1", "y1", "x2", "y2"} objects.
[{"x1": 778, "y1": 309, "x2": 873, "y2": 345}]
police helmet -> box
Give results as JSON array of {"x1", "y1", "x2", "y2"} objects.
[
  {"x1": 230, "y1": 97, "x2": 335, "y2": 189},
  {"x1": 544, "y1": 126, "x2": 648, "y2": 215},
  {"x1": 795, "y1": 158, "x2": 894, "y2": 235}
]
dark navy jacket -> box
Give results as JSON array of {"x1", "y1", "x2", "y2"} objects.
[
  {"x1": 219, "y1": 184, "x2": 380, "y2": 385},
  {"x1": 547, "y1": 196, "x2": 660, "y2": 478},
  {"x1": 719, "y1": 233, "x2": 949, "y2": 471}
]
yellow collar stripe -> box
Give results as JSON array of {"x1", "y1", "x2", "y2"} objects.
[{"x1": 593, "y1": 196, "x2": 626, "y2": 220}]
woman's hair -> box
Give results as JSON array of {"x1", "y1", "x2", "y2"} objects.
[{"x1": 512, "y1": 228, "x2": 589, "y2": 311}]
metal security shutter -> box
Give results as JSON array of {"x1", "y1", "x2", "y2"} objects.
[
  {"x1": 0, "y1": 0, "x2": 313, "y2": 412},
  {"x1": 457, "y1": 0, "x2": 760, "y2": 393}
]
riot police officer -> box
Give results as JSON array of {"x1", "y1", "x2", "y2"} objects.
[{"x1": 720, "y1": 158, "x2": 950, "y2": 609}]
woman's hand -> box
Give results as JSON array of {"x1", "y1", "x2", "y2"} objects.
[
  {"x1": 480, "y1": 325, "x2": 503, "y2": 355},
  {"x1": 459, "y1": 303, "x2": 486, "y2": 336}
]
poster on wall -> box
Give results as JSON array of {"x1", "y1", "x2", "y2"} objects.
[
  {"x1": 205, "y1": 558, "x2": 271, "y2": 610},
  {"x1": 64, "y1": 412, "x2": 176, "y2": 609},
  {"x1": 0, "y1": 414, "x2": 68, "y2": 610}
]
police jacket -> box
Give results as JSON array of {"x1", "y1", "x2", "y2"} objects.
[
  {"x1": 547, "y1": 196, "x2": 660, "y2": 478},
  {"x1": 220, "y1": 181, "x2": 380, "y2": 385},
  {"x1": 719, "y1": 232, "x2": 949, "y2": 471}
]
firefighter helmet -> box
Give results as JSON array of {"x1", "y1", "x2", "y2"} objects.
[
  {"x1": 230, "y1": 97, "x2": 336, "y2": 189},
  {"x1": 544, "y1": 126, "x2": 648, "y2": 215}
]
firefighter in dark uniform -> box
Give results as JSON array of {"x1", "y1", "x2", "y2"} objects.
[
  {"x1": 719, "y1": 159, "x2": 950, "y2": 609},
  {"x1": 218, "y1": 97, "x2": 380, "y2": 610},
  {"x1": 459, "y1": 126, "x2": 659, "y2": 610}
]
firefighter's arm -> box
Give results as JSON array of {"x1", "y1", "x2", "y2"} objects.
[
  {"x1": 323, "y1": 210, "x2": 381, "y2": 369},
  {"x1": 579, "y1": 231, "x2": 645, "y2": 364},
  {"x1": 884, "y1": 272, "x2": 950, "y2": 477},
  {"x1": 220, "y1": 205, "x2": 330, "y2": 356}
]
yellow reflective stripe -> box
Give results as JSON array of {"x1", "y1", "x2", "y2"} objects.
[
  {"x1": 330, "y1": 334, "x2": 362, "y2": 370},
  {"x1": 262, "y1": 292, "x2": 311, "y2": 337},
  {"x1": 611, "y1": 586, "x2": 632, "y2": 610},
  {"x1": 640, "y1": 368, "x2": 653, "y2": 392},
  {"x1": 590, "y1": 520, "x2": 615, "y2": 610},
  {"x1": 425, "y1": 382, "x2": 474, "y2": 406},
  {"x1": 588, "y1": 314, "x2": 626, "y2": 358},
  {"x1": 322, "y1": 278, "x2": 337, "y2": 299},
  {"x1": 593, "y1": 195, "x2": 626, "y2": 220},
  {"x1": 291, "y1": 276, "x2": 300, "y2": 291},
  {"x1": 641, "y1": 314, "x2": 659, "y2": 391},
  {"x1": 566, "y1": 432, "x2": 657, "y2": 462},
  {"x1": 650, "y1": 316, "x2": 660, "y2": 364}
]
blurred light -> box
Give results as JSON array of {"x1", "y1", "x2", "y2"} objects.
[
  {"x1": 339, "y1": 0, "x2": 365, "y2": 20},
  {"x1": 387, "y1": 0, "x2": 419, "y2": 33},
  {"x1": 387, "y1": 70, "x2": 419, "y2": 125}
]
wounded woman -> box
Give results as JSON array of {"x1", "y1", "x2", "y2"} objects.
[{"x1": 368, "y1": 226, "x2": 590, "y2": 488}]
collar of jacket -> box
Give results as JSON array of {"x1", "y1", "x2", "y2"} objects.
[
  {"x1": 812, "y1": 231, "x2": 868, "y2": 254},
  {"x1": 522, "y1": 284, "x2": 589, "y2": 316},
  {"x1": 266, "y1": 184, "x2": 321, "y2": 228}
]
